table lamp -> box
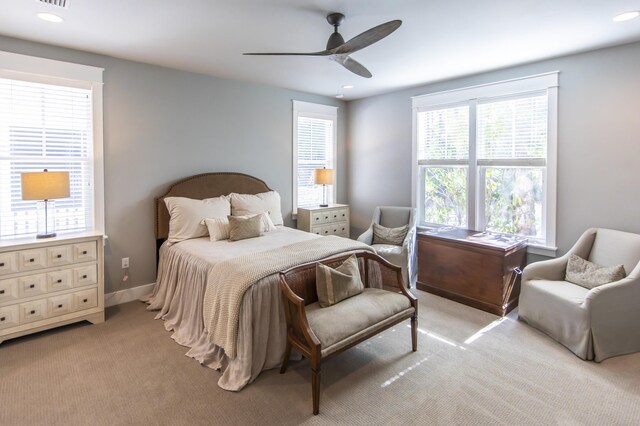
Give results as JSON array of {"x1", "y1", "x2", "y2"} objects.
[
  {"x1": 314, "y1": 167, "x2": 334, "y2": 207},
  {"x1": 21, "y1": 169, "x2": 70, "y2": 238}
]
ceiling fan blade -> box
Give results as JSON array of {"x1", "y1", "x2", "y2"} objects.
[
  {"x1": 334, "y1": 20, "x2": 402, "y2": 55},
  {"x1": 340, "y1": 56, "x2": 372, "y2": 78},
  {"x1": 243, "y1": 51, "x2": 329, "y2": 56}
]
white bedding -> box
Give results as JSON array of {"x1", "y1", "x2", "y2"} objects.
[{"x1": 144, "y1": 226, "x2": 322, "y2": 390}]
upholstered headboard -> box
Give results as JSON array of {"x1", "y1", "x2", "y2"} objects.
[{"x1": 154, "y1": 172, "x2": 272, "y2": 243}]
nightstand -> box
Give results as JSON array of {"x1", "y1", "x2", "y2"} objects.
[{"x1": 297, "y1": 204, "x2": 350, "y2": 238}]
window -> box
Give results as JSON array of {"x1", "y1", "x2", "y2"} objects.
[
  {"x1": 0, "y1": 51, "x2": 104, "y2": 239},
  {"x1": 293, "y1": 100, "x2": 337, "y2": 212},
  {"x1": 412, "y1": 73, "x2": 558, "y2": 253}
]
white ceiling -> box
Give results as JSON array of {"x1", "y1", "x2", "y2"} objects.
[{"x1": 2, "y1": 0, "x2": 640, "y2": 100}]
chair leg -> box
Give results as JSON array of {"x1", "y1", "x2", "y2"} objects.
[
  {"x1": 280, "y1": 339, "x2": 291, "y2": 374},
  {"x1": 311, "y1": 365, "x2": 321, "y2": 415},
  {"x1": 411, "y1": 315, "x2": 418, "y2": 352}
]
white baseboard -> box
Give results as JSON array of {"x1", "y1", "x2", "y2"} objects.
[{"x1": 105, "y1": 282, "x2": 156, "y2": 308}]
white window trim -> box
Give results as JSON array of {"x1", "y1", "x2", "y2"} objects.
[
  {"x1": 292, "y1": 100, "x2": 338, "y2": 215},
  {"x1": 411, "y1": 72, "x2": 558, "y2": 256},
  {"x1": 0, "y1": 50, "x2": 105, "y2": 236}
]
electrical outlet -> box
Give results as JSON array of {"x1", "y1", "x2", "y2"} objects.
[{"x1": 122, "y1": 257, "x2": 129, "y2": 269}]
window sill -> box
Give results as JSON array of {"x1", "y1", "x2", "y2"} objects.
[{"x1": 527, "y1": 243, "x2": 557, "y2": 257}]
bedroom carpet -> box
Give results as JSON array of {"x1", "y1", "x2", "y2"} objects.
[{"x1": 1, "y1": 290, "x2": 639, "y2": 426}]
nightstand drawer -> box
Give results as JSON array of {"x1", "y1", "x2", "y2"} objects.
[
  {"x1": 47, "y1": 245, "x2": 73, "y2": 267},
  {"x1": 18, "y1": 274, "x2": 47, "y2": 298},
  {"x1": 73, "y1": 242, "x2": 97, "y2": 263},
  {"x1": 48, "y1": 294, "x2": 73, "y2": 317},
  {"x1": 47, "y1": 269, "x2": 73, "y2": 292},
  {"x1": 19, "y1": 299, "x2": 47, "y2": 324},
  {"x1": 73, "y1": 265, "x2": 97, "y2": 287},
  {"x1": 0, "y1": 305, "x2": 19, "y2": 330},
  {"x1": 0, "y1": 252, "x2": 18, "y2": 276},
  {"x1": 73, "y1": 289, "x2": 97, "y2": 311},
  {"x1": 18, "y1": 249, "x2": 47, "y2": 272},
  {"x1": 0, "y1": 278, "x2": 19, "y2": 303}
]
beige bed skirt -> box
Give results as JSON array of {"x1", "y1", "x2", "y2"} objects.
[{"x1": 143, "y1": 244, "x2": 289, "y2": 391}]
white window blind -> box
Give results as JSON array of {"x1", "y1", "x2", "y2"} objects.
[
  {"x1": 0, "y1": 77, "x2": 94, "y2": 238},
  {"x1": 417, "y1": 105, "x2": 469, "y2": 162},
  {"x1": 296, "y1": 116, "x2": 334, "y2": 208}
]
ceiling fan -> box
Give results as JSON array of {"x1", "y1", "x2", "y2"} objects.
[{"x1": 244, "y1": 13, "x2": 402, "y2": 78}]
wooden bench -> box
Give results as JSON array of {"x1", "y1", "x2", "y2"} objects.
[{"x1": 279, "y1": 251, "x2": 418, "y2": 415}]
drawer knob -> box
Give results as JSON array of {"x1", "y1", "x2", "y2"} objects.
[
  {"x1": 29, "y1": 284, "x2": 35, "y2": 289},
  {"x1": 56, "y1": 254, "x2": 62, "y2": 258},
  {"x1": 57, "y1": 304, "x2": 63, "y2": 308},
  {"x1": 315, "y1": 217, "x2": 319, "y2": 221},
  {"x1": 83, "y1": 298, "x2": 88, "y2": 303},
  {"x1": 82, "y1": 250, "x2": 88, "y2": 255},
  {"x1": 30, "y1": 310, "x2": 35, "y2": 315},
  {"x1": 29, "y1": 258, "x2": 35, "y2": 263},
  {"x1": 82, "y1": 275, "x2": 87, "y2": 279},
  {"x1": 0, "y1": 262, "x2": 4, "y2": 267},
  {"x1": 0, "y1": 290, "x2": 4, "y2": 294},
  {"x1": 57, "y1": 279, "x2": 62, "y2": 283},
  {"x1": 0, "y1": 317, "x2": 5, "y2": 321}
]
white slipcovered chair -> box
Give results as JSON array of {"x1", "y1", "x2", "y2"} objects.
[
  {"x1": 357, "y1": 206, "x2": 417, "y2": 288},
  {"x1": 519, "y1": 228, "x2": 640, "y2": 362}
]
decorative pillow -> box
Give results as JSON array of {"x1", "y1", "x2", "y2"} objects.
[
  {"x1": 316, "y1": 254, "x2": 363, "y2": 308},
  {"x1": 230, "y1": 191, "x2": 283, "y2": 226},
  {"x1": 203, "y1": 212, "x2": 275, "y2": 241},
  {"x1": 228, "y1": 214, "x2": 264, "y2": 242},
  {"x1": 565, "y1": 254, "x2": 626, "y2": 289},
  {"x1": 372, "y1": 223, "x2": 409, "y2": 246},
  {"x1": 164, "y1": 196, "x2": 230, "y2": 245}
]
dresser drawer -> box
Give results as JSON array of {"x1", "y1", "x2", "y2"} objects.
[
  {"x1": 47, "y1": 245, "x2": 73, "y2": 267},
  {"x1": 73, "y1": 265, "x2": 97, "y2": 287},
  {"x1": 0, "y1": 278, "x2": 19, "y2": 303},
  {"x1": 18, "y1": 274, "x2": 47, "y2": 298},
  {"x1": 48, "y1": 293, "x2": 74, "y2": 317},
  {"x1": 73, "y1": 288, "x2": 97, "y2": 311},
  {"x1": 333, "y1": 208, "x2": 349, "y2": 223},
  {"x1": 19, "y1": 299, "x2": 47, "y2": 324},
  {"x1": 0, "y1": 305, "x2": 19, "y2": 330},
  {"x1": 0, "y1": 252, "x2": 18, "y2": 276},
  {"x1": 326, "y1": 221, "x2": 348, "y2": 237},
  {"x1": 310, "y1": 211, "x2": 325, "y2": 226},
  {"x1": 18, "y1": 249, "x2": 47, "y2": 272},
  {"x1": 74, "y1": 242, "x2": 97, "y2": 263},
  {"x1": 47, "y1": 269, "x2": 74, "y2": 292},
  {"x1": 310, "y1": 226, "x2": 323, "y2": 236}
]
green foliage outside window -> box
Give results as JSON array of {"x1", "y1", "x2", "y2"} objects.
[{"x1": 423, "y1": 167, "x2": 467, "y2": 226}]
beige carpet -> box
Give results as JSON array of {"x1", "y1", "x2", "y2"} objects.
[{"x1": 1, "y1": 290, "x2": 639, "y2": 426}]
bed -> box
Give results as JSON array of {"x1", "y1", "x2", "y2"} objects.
[{"x1": 144, "y1": 172, "x2": 372, "y2": 390}]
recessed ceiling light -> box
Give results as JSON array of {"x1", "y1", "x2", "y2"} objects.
[
  {"x1": 613, "y1": 11, "x2": 640, "y2": 22},
  {"x1": 37, "y1": 12, "x2": 64, "y2": 23},
  {"x1": 335, "y1": 94, "x2": 344, "y2": 99},
  {"x1": 342, "y1": 85, "x2": 354, "y2": 89}
]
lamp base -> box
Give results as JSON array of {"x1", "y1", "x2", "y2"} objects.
[
  {"x1": 36, "y1": 232, "x2": 57, "y2": 239},
  {"x1": 319, "y1": 204, "x2": 328, "y2": 207}
]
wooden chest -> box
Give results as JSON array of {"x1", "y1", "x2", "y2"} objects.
[{"x1": 417, "y1": 228, "x2": 527, "y2": 316}]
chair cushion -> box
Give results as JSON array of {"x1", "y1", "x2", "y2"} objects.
[
  {"x1": 305, "y1": 288, "x2": 414, "y2": 357},
  {"x1": 315, "y1": 254, "x2": 363, "y2": 308},
  {"x1": 565, "y1": 254, "x2": 626, "y2": 289},
  {"x1": 373, "y1": 223, "x2": 408, "y2": 246},
  {"x1": 372, "y1": 244, "x2": 404, "y2": 267}
]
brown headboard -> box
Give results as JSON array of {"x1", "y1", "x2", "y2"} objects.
[{"x1": 154, "y1": 172, "x2": 272, "y2": 241}]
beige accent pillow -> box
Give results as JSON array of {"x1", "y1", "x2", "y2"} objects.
[
  {"x1": 316, "y1": 255, "x2": 363, "y2": 308},
  {"x1": 164, "y1": 196, "x2": 230, "y2": 245},
  {"x1": 228, "y1": 214, "x2": 264, "y2": 242},
  {"x1": 372, "y1": 223, "x2": 409, "y2": 246},
  {"x1": 203, "y1": 212, "x2": 275, "y2": 241},
  {"x1": 230, "y1": 191, "x2": 284, "y2": 226},
  {"x1": 565, "y1": 254, "x2": 626, "y2": 289}
]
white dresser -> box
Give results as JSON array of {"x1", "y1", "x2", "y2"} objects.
[
  {"x1": 0, "y1": 232, "x2": 104, "y2": 344},
  {"x1": 297, "y1": 204, "x2": 350, "y2": 238}
]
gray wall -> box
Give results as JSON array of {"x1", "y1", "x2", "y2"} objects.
[
  {"x1": 0, "y1": 36, "x2": 347, "y2": 293},
  {"x1": 346, "y1": 41, "x2": 640, "y2": 261}
]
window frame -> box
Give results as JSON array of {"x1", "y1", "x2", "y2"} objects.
[
  {"x1": 0, "y1": 50, "x2": 105, "y2": 238},
  {"x1": 411, "y1": 72, "x2": 558, "y2": 256},
  {"x1": 292, "y1": 100, "x2": 338, "y2": 214}
]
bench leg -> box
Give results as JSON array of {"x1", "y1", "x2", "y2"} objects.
[
  {"x1": 411, "y1": 314, "x2": 418, "y2": 352},
  {"x1": 311, "y1": 364, "x2": 321, "y2": 415},
  {"x1": 280, "y1": 339, "x2": 292, "y2": 374}
]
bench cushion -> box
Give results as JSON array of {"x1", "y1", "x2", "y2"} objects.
[{"x1": 305, "y1": 288, "x2": 414, "y2": 357}]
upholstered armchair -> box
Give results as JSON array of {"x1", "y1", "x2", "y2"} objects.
[
  {"x1": 357, "y1": 206, "x2": 417, "y2": 287},
  {"x1": 519, "y1": 228, "x2": 640, "y2": 362}
]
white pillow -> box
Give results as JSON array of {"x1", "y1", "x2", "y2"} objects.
[
  {"x1": 164, "y1": 196, "x2": 230, "y2": 244},
  {"x1": 230, "y1": 191, "x2": 283, "y2": 226},
  {"x1": 202, "y1": 212, "x2": 276, "y2": 242}
]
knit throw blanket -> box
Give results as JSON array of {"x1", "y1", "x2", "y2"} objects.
[{"x1": 202, "y1": 235, "x2": 373, "y2": 359}]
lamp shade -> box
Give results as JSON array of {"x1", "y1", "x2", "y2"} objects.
[
  {"x1": 21, "y1": 170, "x2": 70, "y2": 201},
  {"x1": 314, "y1": 168, "x2": 334, "y2": 185}
]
